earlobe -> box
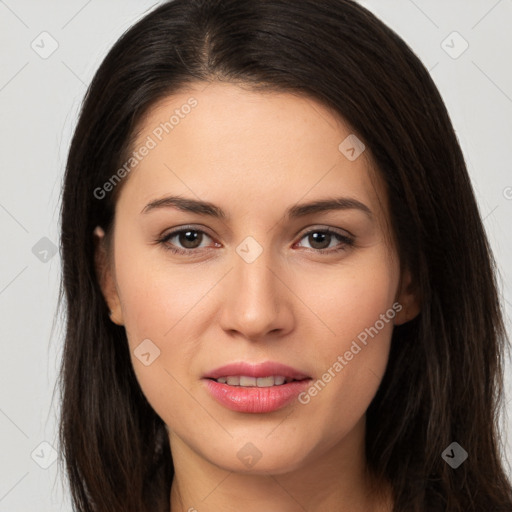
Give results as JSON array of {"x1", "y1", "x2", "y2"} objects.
[
  {"x1": 394, "y1": 268, "x2": 421, "y2": 326},
  {"x1": 93, "y1": 226, "x2": 124, "y2": 326}
]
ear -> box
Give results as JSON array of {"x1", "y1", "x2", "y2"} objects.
[
  {"x1": 93, "y1": 226, "x2": 124, "y2": 326},
  {"x1": 393, "y1": 268, "x2": 421, "y2": 326}
]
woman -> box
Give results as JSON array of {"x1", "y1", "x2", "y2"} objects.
[{"x1": 58, "y1": 0, "x2": 512, "y2": 510}]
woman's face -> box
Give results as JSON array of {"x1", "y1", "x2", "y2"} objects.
[{"x1": 97, "y1": 82, "x2": 419, "y2": 475}]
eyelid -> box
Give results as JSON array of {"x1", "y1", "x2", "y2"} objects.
[
  {"x1": 159, "y1": 224, "x2": 215, "y2": 240},
  {"x1": 295, "y1": 224, "x2": 354, "y2": 239}
]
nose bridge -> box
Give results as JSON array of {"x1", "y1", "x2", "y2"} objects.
[
  {"x1": 219, "y1": 236, "x2": 292, "y2": 338},
  {"x1": 238, "y1": 250, "x2": 274, "y2": 296},
  {"x1": 234, "y1": 238, "x2": 278, "y2": 311}
]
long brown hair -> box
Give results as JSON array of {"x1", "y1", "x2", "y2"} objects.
[{"x1": 58, "y1": 1, "x2": 512, "y2": 510}]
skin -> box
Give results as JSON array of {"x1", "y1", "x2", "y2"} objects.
[{"x1": 95, "y1": 81, "x2": 420, "y2": 512}]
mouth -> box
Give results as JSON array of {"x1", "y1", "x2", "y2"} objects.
[
  {"x1": 202, "y1": 361, "x2": 312, "y2": 413},
  {"x1": 203, "y1": 360, "x2": 310, "y2": 382},
  {"x1": 206, "y1": 375, "x2": 307, "y2": 387}
]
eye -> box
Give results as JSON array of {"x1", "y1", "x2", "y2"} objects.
[
  {"x1": 157, "y1": 226, "x2": 354, "y2": 256},
  {"x1": 295, "y1": 228, "x2": 354, "y2": 253},
  {"x1": 157, "y1": 227, "x2": 218, "y2": 255}
]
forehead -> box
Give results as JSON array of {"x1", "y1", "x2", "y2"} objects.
[{"x1": 121, "y1": 81, "x2": 388, "y2": 228}]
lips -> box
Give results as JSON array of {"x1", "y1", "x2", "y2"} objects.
[
  {"x1": 215, "y1": 375, "x2": 292, "y2": 387},
  {"x1": 202, "y1": 361, "x2": 312, "y2": 413},
  {"x1": 203, "y1": 361, "x2": 310, "y2": 381}
]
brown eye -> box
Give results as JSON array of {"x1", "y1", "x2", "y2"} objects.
[
  {"x1": 297, "y1": 229, "x2": 354, "y2": 253},
  {"x1": 176, "y1": 230, "x2": 203, "y2": 249},
  {"x1": 307, "y1": 231, "x2": 332, "y2": 250},
  {"x1": 159, "y1": 228, "x2": 215, "y2": 254}
]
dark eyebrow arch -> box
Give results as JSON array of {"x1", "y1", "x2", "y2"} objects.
[
  {"x1": 141, "y1": 195, "x2": 373, "y2": 220},
  {"x1": 141, "y1": 196, "x2": 226, "y2": 218},
  {"x1": 286, "y1": 197, "x2": 373, "y2": 220}
]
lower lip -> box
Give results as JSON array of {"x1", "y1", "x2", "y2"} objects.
[{"x1": 203, "y1": 378, "x2": 312, "y2": 413}]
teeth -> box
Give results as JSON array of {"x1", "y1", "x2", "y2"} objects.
[
  {"x1": 240, "y1": 376, "x2": 257, "y2": 386},
  {"x1": 256, "y1": 376, "x2": 275, "y2": 387},
  {"x1": 215, "y1": 375, "x2": 291, "y2": 387}
]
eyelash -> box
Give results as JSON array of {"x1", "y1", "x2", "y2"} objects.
[{"x1": 156, "y1": 226, "x2": 355, "y2": 256}]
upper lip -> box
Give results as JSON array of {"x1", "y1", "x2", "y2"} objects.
[{"x1": 203, "y1": 361, "x2": 310, "y2": 380}]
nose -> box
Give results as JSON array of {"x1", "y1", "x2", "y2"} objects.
[{"x1": 218, "y1": 244, "x2": 295, "y2": 341}]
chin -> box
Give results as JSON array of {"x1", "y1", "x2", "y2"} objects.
[{"x1": 203, "y1": 439, "x2": 311, "y2": 475}]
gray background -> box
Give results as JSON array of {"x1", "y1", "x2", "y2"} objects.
[{"x1": 0, "y1": 0, "x2": 511, "y2": 509}]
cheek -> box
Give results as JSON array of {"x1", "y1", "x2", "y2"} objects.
[
  {"x1": 291, "y1": 251, "x2": 398, "y2": 420},
  {"x1": 292, "y1": 248, "x2": 398, "y2": 348},
  {"x1": 115, "y1": 257, "x2": 206, "y2": 427},
  {"x1": 112, "y1": 236, "x2": 231, "y2": 424},
  {"x1": 114, "y1": 236, "x2": 209, "y2": 342}
]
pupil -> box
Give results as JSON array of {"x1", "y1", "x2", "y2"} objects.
[
  {"x1": 180, "y1": 230, "x2": 201, "y2": 248},
  {"x1": 310, "y1": 232, "x2": 330, "y2": 249}
]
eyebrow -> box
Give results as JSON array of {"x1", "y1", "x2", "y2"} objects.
[{"x1": 141, "y1": 195, "x2": 373, "y2": 220}]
